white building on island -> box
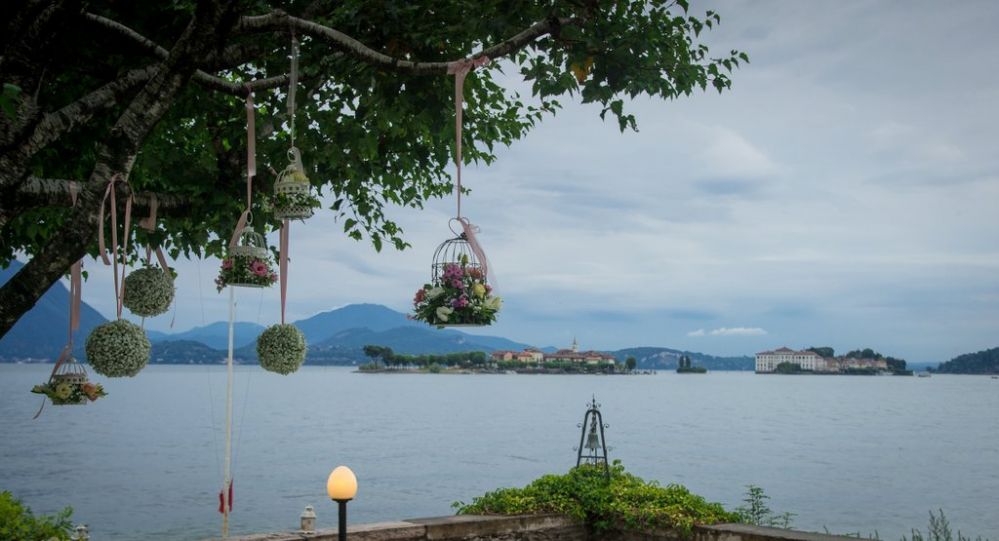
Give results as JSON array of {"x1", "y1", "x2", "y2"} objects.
[{"x1": 755, "y1": 347, "x2": 824, "y2": 372}]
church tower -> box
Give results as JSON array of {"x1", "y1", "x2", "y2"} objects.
[{"x1": 571, "y1": 337, "x2": 579, "y2": 352}]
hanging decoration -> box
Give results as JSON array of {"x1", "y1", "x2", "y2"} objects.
[
  {"x1": 258, "y1": 35, "x2": 308, "y2": 375},
  {"x1": 412, "y1": 56, "x2": 502, "y2": 328},
  {"x1": 217, "y1": 92, "x2": 277, "y2": 292},
  {"x1": 123, "y1": 196, "x2": 176, "y2": 317},
  {"x1": 271, "y1": 36, "x2": 320, "y2": 221},
  {"x1": 32, "y1": 185, "x2": 108, "y2": 417},
  {"x1": 85, "y1": 174, "x2": 152, "y2": 378}
]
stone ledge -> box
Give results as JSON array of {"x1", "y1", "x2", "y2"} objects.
[{"x1": 696, "y1": 524, "x2": 862, "y2": 541}]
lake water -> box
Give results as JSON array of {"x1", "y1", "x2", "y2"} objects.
[{"x1": 1, "y1": 365, "x2": 997, "y2": 540}]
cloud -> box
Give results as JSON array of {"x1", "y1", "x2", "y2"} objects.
[{"x1": 688, "y1": 327, "x2": 768, "y2": 337}]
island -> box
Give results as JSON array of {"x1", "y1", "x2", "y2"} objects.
[
  {"x1": 359, "y1": 339, "x2": 642, "y2": 375},
  {"x1": 755, "y1": 347, "x2": 912, "y2": 375},
  {"x1": 676, "y1": 355, "x2": 707, "y2": 373}
]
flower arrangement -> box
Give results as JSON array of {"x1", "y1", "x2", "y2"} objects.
[
  {"x1": 85, "y1": 319, "x2": 151, "y2": 377},
  {"x1": 215, "y1": 254, "x2": 277, "y2": 291},
  {"x1": 412, "y1": 257, "x2": 501, "y2": 327},
  {"x1": 122, "y1": 266, "x2": 175, "y2": 317},
  {"x1": 32, "y1": 380, "x2": 106, "y2": 405},
  {"x1": 256, "y1": 323, "x2": 307, "y2": 375}
]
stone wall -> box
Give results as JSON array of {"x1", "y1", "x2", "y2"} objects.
[{"x1": 224, "y1": 515, "x2": 864, "y2": 541}]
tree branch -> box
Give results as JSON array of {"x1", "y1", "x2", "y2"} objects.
[
  {"x1": 18, "y1": 176, "x2": 190, "y2": 209},
  {"x1": 83, "y1": 12, "x2": 287, "y2": 96},
  {"x1": 237, "y1": 12, "x2": 579, "y2": 74}
]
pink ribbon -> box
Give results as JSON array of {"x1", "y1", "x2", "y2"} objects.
[
  {"x1": 98, "y1": 174, "x2": 133, "y2": 319},
  {"x1": 229, "y1": 93, "x2": 256, "y2": 250},
  {"x1": 446, "y1": 56, "x2": 490, "y2": 219},
  {"x1": 457, "y1": 217, "x2": 490, "y2": 281},
  {"x1": 279, "y1": 220, "x2": 289, "y2": 324}
]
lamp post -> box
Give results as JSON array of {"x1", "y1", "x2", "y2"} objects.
[{"x1": 326, "y1": 465, "x2": 357, "y2": 541}]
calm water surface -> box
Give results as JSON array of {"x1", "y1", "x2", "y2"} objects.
[{"x1": 1, "y1": 365, "x2": 997, "y2": 540}]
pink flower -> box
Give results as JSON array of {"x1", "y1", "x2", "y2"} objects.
[
  {"x1": 250, "y1": 260, "x2": 269, "y2": 277},
  {"x1": 221, "y1": 259, "x2": 234, "y2": 270},
  {"x1": 414, "y1": 289, "x2": 426, "y2": 303}
]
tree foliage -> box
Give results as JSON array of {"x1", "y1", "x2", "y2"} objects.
[
  {"x1": 935, "y1": 347, "x2": 999, "y2": 375},
  {"x1": 0, "y1": 492, "x2": 73, "y2": 541},
  {"x1": 0, "y1": 0, "x2": 745, "y2": 337}
]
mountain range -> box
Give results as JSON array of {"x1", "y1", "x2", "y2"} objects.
[{"x1": 0, "y1": 263, "x2": 754, "y2": 368}]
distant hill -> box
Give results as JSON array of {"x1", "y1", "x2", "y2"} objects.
[
  {"x1": 151, "y1": 340, "x2": 231, "y2": 365},
  {"x1": 934, "y1": 347, "x2": 999, "y2": 374},
  {"x1": 294, "y1": 303, "x2": 420, "y2": 344},
  {"x1": 0, "y1": 261, "x2": 107, "y2": 360},
  {"x1": 148, "y1": 321, "x2": 266, "y2": 350},
  {"x1": 613, "y1": 346, "x2": 754, "y2": 371}
]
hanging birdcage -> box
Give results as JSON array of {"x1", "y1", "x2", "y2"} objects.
[
  {"x1": 411, "y1": 222, "x2": 500, "y2": 328},
  {"x1": 31, "y1": 357, "x2": 106, "y2": 406},
  {"x1": 432, "y1": 231, "x2": 486, "y2": 284},
  {"x1": 272, "y1": 147, "x2": 316, "y2": 221},
  {"x1": 217, "y1": 225, "x2": 277, "y2": 291},
  {"x1": 231, "y1": 226, "x2": 269, "y2": 260}
]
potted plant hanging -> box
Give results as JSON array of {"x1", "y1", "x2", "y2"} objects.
[
  {"x1": 85, "y1": 319, "x2": 152, "y2": 378},
  {"x1": 271, "y1": 148, "x2": 320, "y2": 221},
  {"x1": 256, "y1": 323, "x2": 307, "y2": 375},
  {"x1": 32, "y1": 357, "x2": 107, "y2": 405},
  {"x1": 123, "y1": 265, "x2": 175, "y2": 317},
  {"x1": 412, "y1": 237, "x2": 502, "y2": 328},
  {"x1": 216, "y1": 226, "x2": 277, "y2": 291}
]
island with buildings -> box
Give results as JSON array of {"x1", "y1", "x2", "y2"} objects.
[
  {"x1": 359, "y1": 339, "x2": 633, "y2": 374},
  {"x1": 755, "y1": 347, "x2": 912, "y2": 375}
]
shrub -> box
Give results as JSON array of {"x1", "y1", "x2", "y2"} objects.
[
  {"x1": 454, "y1": 462, "x2": 738, "y2": 535},
  {"x1": 0, "y1": 491, "x2": 73, "y2": 541}
]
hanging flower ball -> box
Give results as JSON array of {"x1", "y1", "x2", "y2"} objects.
[
  {"x1": 256, "y1": 324, "x2": 307, "y2": 375},
  {"x1": 122, "y1": 266, "x2": 175, "y2": 317},
  {"x1": 85, "y1": 320, "x2": 151, "y2": 377}
]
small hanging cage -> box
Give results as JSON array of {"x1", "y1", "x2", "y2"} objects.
[
  {"x1": 231, "y1": 226, "x2": 269, "y2": 260},
  {"x1": 272, "y1": 147, "x2": 315, "y2": 221},
  {"x1": 432, "y1": 232, "x2": 486, "y2": 284},
  {"x1": 49, "y1": 358, "x2": 90, "y2": 405}
]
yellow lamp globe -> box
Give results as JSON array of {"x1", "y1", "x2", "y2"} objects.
[{"x1": 326, "y1": 465, "x2": 358, "y2": 501}]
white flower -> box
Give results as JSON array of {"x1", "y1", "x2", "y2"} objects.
[
  {"x1": 436, "y1": 306, "x2": 453, "y2": 322},
  {"x1": 486, "y1": 296, "x2": 503, "y2": 311},
  {"x1": 427, "y1": 287, "x2": 445, "y2": 300}
]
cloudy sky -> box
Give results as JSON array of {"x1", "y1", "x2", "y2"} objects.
[{"x1": 77, "y1": 0, "x2": 998, "y2": 363}]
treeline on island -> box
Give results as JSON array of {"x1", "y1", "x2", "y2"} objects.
[
  {"x1": 358, "y1": 345, "x2": 627, "y2": 374},
  {"x1": 933, "y1": 347, "x2": 999, "y2": 374},
  {"x1": 769, "y1": 346, "x2": 913, "y2": 375}
]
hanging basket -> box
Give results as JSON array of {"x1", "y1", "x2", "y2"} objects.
[
  {"x1": 31, "y1": 357, "x2": 107, "y2": 405},
  {"x1": 217, "y1": 226, "x2": 277, "y2": 291},
  {"x1": 257, "y1": 324, "x2": 307, "y2": 375},
  {"x1": 411, "y1": 228, "x2": 502, "y2": 328},
  {"x1": 85, "y1": 319, "x2": 151, "y2": 377},
  {"x1": 123, "y1": 266, "x2": 175, "y2": 317},
  {"x1": 272, "y1": 148, "x2": 319, "y2": 221}
]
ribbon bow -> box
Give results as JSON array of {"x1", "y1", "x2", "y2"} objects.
[{"x1": 98, "y1": 174, "x2": 133, "y2": 319}]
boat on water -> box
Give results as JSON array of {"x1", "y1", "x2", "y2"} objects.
[{"x1": 917, "y1": 372, "x2": 931, "y2": 378}]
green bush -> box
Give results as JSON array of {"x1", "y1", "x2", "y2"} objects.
[
  {"x1": 453, "y1": 462, "x2": 738, "y2": 535},
  {"x1": 0, "y1": 491, "x2": 73, "y2": 541}
]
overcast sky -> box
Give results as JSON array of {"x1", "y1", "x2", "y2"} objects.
[{"x1": 76, "y1": 0, "x2": 999, "y2": 363}]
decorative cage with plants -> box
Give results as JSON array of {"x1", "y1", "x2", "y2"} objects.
[
  {"x1": 412, "y1": 224, "x2": 501, "y2": 328},
  {"x1": 85, "y1": 319, "x2": 151, "y2": 378},
  {"x1": 216, "y1": 225, "x2": 277, "y2": 291},
  {"x1": 256, "y1": 323, "x2": 307, "y2": 375},
  {"x1": 122, "y1": 265, "x2": 175, "y2": 317},
  {"x1": 31, "y1": 357, "x2": 106, "y2": 405},
  {"x1": 272, "y1": 148, "x2": 319, "y2": 221}
]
